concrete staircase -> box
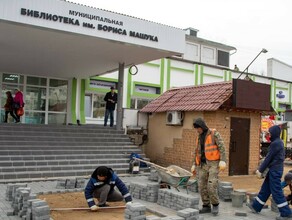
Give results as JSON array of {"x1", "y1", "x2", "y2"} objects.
[{"x1": 0, "y1": 124, "x2": 145, "y2": 183}]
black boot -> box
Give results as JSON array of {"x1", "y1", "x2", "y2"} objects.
[
  {"x1": 212, "y1": 204, "x2": 219, "y2": 215},
  {"x1": 199, "y1": 205, "x2": 211, "y2": 214}
]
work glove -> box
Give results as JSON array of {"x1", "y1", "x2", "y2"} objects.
[
  {"x1": 90, "y1": 205, "x2": 99, "y2": 211},
  {"x1": 219, "y1": 161, "x2": 226, "y2": 172},
  {"x1": 191, "y1": 164, "x2": 196, "y2": 175},
  {"x1": 255, "y1": 170, "x2": 262, "y2": 179}
]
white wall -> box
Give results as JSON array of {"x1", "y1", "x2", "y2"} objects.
[{"x1": 267, "y1": 58, "x2": 292, "y2": 82}]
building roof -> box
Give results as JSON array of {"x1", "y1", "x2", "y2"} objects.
[{"x1": 140, "y1": 81, "x2": 233, "y2": 113}]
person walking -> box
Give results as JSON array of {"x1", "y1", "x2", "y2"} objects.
[
  {"x1": 103, "y1": 86, "x2": 117, "y2": 127},
  {"x1": 13, "y1": 88, "x2": 24, "y2": 123},
  {"x1": 191, "y1": 118, "x2": 226, "y2": 215},
  {"x1": 248, "y1": 125, "x2": 292, "y2": 220},
  {"x1": 84, "y1": 166, "x2": 132, "y2": 211},
  {"x1": 4, "y1": 91, "x2": 18, "y2": 123}
]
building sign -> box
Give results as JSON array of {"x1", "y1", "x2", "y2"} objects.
[
  {"x1": 135, "y1": 85, "x2": 158, "y2": 94},
  {"x1": 276, "y1": 91, "x2": 285, "y2": 99},
  {"x1": 0, "y1": 0, "x2": 185, "y2": 54},
  {"x1": 20, "y1": 8, "x2": 159, "y2": 42},
  {"x1": 89, "y1": 80, "x2": 116, "y2": 90}
]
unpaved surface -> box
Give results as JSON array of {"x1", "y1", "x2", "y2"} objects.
[
  {"x1": 39, "y1": 192, "x2": 127, "y2": 220},
  {"x1": 40, "y1": 166, "x2": 292, "y2": 220}
]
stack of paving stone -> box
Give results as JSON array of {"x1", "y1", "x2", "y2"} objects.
[
  {"x1": 124, "y1": 202, "x2": 146, "y2": 220},
  {"x1": 157, "y1": 189, "x2": 199, "y2": 211},
  {"x1": 56, "y1": 178, "x2": 87, "y2": 189},
  {"x1": 146, "y1": 182, "x2": 160, "y2": 202},
  {"x1": 218, "y1": 181, "x2": 233, "y2": 201},
  {"x1": 76, "y1": 178, "x2": 86, "y2": 188},
  {"x1": 12, "y1": 187, "x2": 32, "y2": 216},
  {"x1": 5, "y1": 184, "x2": 51, "y2": 220},
  {"x1": 130, "y1": 182, "x2": 148, "y2": 200},
  {"x1": 177, "y1": 208, "x2": 200, "y2": 220},
  {"x1": 65, "y1": 178, "x2": 77, "y2": 189},
  {"x1": 148, "y1": 168, "x2": 159, "y2": 182},
  {"x1": 5, "y1": 183, "x2": 28, "y2": 202},
  {"x1": 16, "y1": 189, "x2": 32, "y2": 218},
  {"x1": 31, "y1": 200, "x2": 50, "y2": 220},
  {"x1": 130, "y1": 181, "x2": 160, "y2": 202}
]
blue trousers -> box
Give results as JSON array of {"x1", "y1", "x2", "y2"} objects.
[
  {"x1": 252, "y1": 169, "x2": 291, "y2": 217},
  {"x1": 104, "y1": 109, "x2": 114, "y2": 127}
]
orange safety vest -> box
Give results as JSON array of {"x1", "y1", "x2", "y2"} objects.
[{"x1": 195, "y1": 129, "x2": 220, "y2": 165}]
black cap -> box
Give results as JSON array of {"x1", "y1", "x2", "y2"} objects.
[{"x1": 110, "y1": 86, "x2": 115, "y2": 90}]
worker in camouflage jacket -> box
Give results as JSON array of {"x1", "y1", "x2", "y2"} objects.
[{"x1": 191, "y1": 118, "x2": 226, "y2": 216}]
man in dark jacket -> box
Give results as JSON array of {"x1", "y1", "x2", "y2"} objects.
[
  {"x1": 248, "y1": 125, "x2": 292, "y2": 220},
  {"x1": 103, "y1": 87, "x2": 117, "y2": 127},
  {"x1": 84, "y1": 166, "x2": 132, "y2": 211}
]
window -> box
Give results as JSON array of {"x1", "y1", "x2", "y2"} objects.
[
  {"x1": 218, "y1": 50, "x2": 230, "y2": 67},
  {"x1": 85, "y1": 94, "x2": 106, "y2": 119},
  {"x1": 130, "y1": 98, "x2": 152, "y2": 109}
]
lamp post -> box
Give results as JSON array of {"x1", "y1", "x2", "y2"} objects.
[{"x1": 237, "y1": 48, "x2": 268, "y2": 79}]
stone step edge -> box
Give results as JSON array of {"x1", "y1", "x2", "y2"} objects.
[{"x1": 0, "y1": 172, "x2": 150, "y2": 184}]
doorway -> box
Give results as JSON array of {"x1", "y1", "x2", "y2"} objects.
[{"x1": 229, "y1": 117, "x2": 250, "y2": 175}]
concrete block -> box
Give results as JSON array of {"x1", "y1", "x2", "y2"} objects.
[
  {"x1": 146, "y1": 215, "x2": 161, "y2": 220},
  {"x1": 231, "y1": 192, "x2": 245, "y2": 208},
  {"x1": 235, "y1": 211, "x2": 247, "y2": 216}
]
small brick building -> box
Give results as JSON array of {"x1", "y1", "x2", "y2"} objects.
[{"x1": 140, "y1": 79, "x2": 272, "y2": 176}]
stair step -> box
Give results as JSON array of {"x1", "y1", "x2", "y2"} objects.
[
  {"x1": 0, "y1": 167, "x2": 131, "y2": 180},
  {"x1": 0, "y1": 123, "x2": 144, "y2": 181},
  {"x1": 0, "y1": 162, "x2": 130, "y2": 172},
  {"x1": 0, "y1": 153, "x2": 146, "y2": 161},
  {"x1": 0, "y1": 141, "x2": 134, "y2": 146},
  {"x1": 0, "y1": 149, "x2": 142, "y2": 155},
  {"x1": 0, "y1": 145, "x2": 139, "y2": 150}
]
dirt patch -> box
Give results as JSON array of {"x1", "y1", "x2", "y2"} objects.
[
  {"x1": 40, "y1": 166, "x2": 292, "y2": 219},
  {"x1": 38, "y1": 192, "x2": 154, "y2": 220},
  {"x1": 38, "y1": 192, "x2": 126, "y2": 220}
]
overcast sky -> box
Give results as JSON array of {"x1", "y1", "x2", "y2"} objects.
[{"x1": 69, "y1": 0, "x2": 291, "y2": 75}]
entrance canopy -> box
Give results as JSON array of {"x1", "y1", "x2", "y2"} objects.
[{"x1": 0, "y1": 0, "x2": 185, "y2": 78}]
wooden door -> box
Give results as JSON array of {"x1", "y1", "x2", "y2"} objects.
[{"x1": 229, "y1": 117, "x2": 250, "y2": 175}]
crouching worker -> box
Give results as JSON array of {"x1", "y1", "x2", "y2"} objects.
[
  {"x1": 281, "y1": 172, "x2": 292, "y2": 205},
  {"x1": 85, "y1": 166, "x2": 132, "y2": 211}
]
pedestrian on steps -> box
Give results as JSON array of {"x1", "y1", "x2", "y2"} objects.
[{"x1": 4, "y1": 91, "x2": 18, "y2": 123}]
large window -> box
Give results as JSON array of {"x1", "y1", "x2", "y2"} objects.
[
  {"x1": 49, "y1": 79, "x2": 67, "y2": 112},
  {"x1": 0, "y1": 73, "x2": 68, "y2": 124},
  {"x1": 85, "y1": 94, "x2": 106, "y2": 119}
]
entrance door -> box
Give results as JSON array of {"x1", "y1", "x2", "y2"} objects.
[{"x1": 229, "y1": 117, "x2": 250, "y2": 175}]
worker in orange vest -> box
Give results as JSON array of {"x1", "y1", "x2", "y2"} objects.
[{"x1": 191, "y1": 118, "x2": 226, "y2": 216}]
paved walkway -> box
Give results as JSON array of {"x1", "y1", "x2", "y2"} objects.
[{"x1": 0, "y1": 177, "x2": 282, "y2": 220}]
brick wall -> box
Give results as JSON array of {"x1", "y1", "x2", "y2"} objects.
[{"x1": 146, "y1": 110, "x2": 261, "y2": 176}]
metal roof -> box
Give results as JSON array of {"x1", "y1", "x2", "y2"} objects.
[{"x1": 140, "y1": 81, "x2": 233, "y2": 113}]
